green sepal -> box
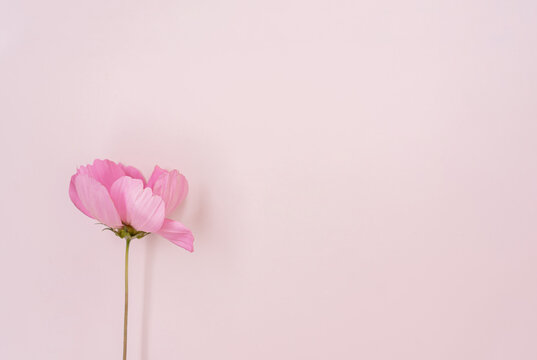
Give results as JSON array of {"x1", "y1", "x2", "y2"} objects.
[{"x1": 97, "y1": 223, "x2": 150, "y2": 240}]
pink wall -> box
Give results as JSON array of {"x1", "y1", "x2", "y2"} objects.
[{"x1": 1, "y1": 0, "x2": 537, "y2": 359}]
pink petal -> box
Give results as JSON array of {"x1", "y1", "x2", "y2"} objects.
[
  {"x1": 147, "y1": 165, "x2": 189, "y2": 216},
  {"x1": 74, "y1": 174, "x2": 122, "y2": 228},
  {"x1": 147, "y1": 165, "x2": 167, "y2": 189},
  {"x1": 157, "y1": 218, "x2": 194, "y2": 252},
  {"x1": 109, "y1": 176, "x2": 130, "y2": 222},
  {"x1": 110, "y1": 176, "x2": 165, "y2": 232},
  {"x1": 79, "y1": 159, "x2": 126, "y2": 190},
  {"x1": 176, "y1": 174, "x2": 188, "y2": 206},
  {"x1": 69, "y1": 173, "x2": 92, "y2": 218},
  {"x1": 119, "y1": 163, "x2": 147, "y2": 186}
]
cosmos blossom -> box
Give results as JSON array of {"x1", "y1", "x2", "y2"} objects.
[
  {"x1": 69, "y1": 159, "x2": 194, "y2": 360},
  {"x1": 69, "y1": 159, "x2": 194, "y2": 251}
]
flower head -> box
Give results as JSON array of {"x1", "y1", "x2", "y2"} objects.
[{"x1": 69, "y1": 159, "x2": 194, "y2": 252}]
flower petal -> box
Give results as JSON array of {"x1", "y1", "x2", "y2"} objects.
[
  {"x1": 119, "y1": 163, "x2": 147, "y2": 186},
  {"x1": 74, "y1": 174, "x2": 122, "y2": 228},
  {"x1": 147, "y1": 165, "x2": 167, "y2": 188},
  {"x1": 157, "y1": 218, "x2": 194, "y2": 252},
  {"x1": 79, "y1": 159, "x2": 126, "y2": 190},
  {"x1": 110, "y1": 176, "x2": 165, "y2": 232},
  {"x1": 69, "y1": 173, "x2": 92, "y2": 218},
  {"x1": 147, "y1": 165, "x2": 189, "y2": 215}
]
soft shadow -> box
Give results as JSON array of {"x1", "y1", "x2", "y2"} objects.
[
  {"x1": 175, "y1": 185, "x2": 208, "y2": 235},
  {"x1": 140, "y1": 180, "x2": 208, "y2": 359}
]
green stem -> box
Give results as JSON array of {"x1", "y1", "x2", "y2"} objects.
[{"x1": 123, "y1": 238, "x2": 131, "y2": 360}]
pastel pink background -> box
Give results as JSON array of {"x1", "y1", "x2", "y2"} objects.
[{"x1": 1, "y1": 0, "x2": 537, "y2": 359}]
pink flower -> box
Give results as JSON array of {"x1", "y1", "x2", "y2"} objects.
[{"x1": 69, "y1": 159, "x2": 194, "y2": 252}]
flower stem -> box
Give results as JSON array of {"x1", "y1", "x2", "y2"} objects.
[{"x1": 123, "y1": 238, "x2": 131, "y2": 360}]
